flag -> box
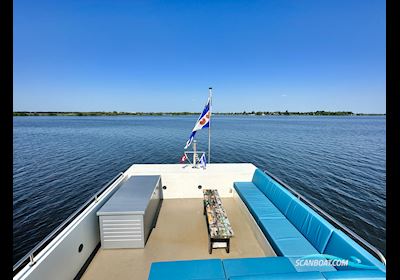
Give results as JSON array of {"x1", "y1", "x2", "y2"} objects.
[
  {"x1": 200, "y1": 153, "x2": 207, "y2": 169},
  {"x1": 184, "y1": 97, "x2": 211, "y2": 149},
  {"x1": 180, "y1": 153, "x2": 188, "y2": 163},
  {"x1": 192, "y1": 97, "x2": 211, "y2": 132},
  {"x1": 184, "y1": 131, "x2": 196, "y2": 150}
]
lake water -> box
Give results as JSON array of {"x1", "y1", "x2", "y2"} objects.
[{"x1": 13, "y1": 116, "x2": 386, "y2": 264}]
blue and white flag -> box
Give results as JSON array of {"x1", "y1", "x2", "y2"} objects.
[
  {"x1": 184, "y1": 131, "x2": 196, "y2": 150},
  {"x1": 184, "y1": 97, "x2": 211, "y2": 149},
  {"x1": 200, "y1": 153, "x2": 207, "y2": 169}
]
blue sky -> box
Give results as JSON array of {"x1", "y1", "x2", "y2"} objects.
[{"x1": 13, "y1": 0, "x2": 386, "y2": 113}]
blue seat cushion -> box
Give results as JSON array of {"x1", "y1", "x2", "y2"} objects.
[
  {"x1": 234, "y1": 181, "x2": 258, "y2": 190},
  {"x1": 234, "y1": 181, "x2": 286, "y2": 220},
  {"x1": 285, "y1": 199, "x2": 334, "y2": 253},
  {"x1": 323, "y1": 231, "x2": 386, "y2": 272},
  {"x1": 234, "y1": 182, "x2": 264, "y2": 199},
  {"x1": 222, "y1": 257, "x2": 296, "y2": 279},
  {"x1": 229, "y1": 271, "x2": 325, "y2": 280},
  {"x1": 250, "y1": 203, "x2": 286, "y2": 220},
  {"x1": 287, "y1": 257, "x2": 336, "y2": 272},
  {"x1": 251, "y1": 169, "x2": 295, "y2": 214},
  {"x1": 148, "y1": 259, "x2": 225, "y2": 280},
  {"x1": 322, "y1": 269, "x2": 386, "y2": 279},
  {"x1": 258, "y1": 218, "x2": 319, "y2": 257}
]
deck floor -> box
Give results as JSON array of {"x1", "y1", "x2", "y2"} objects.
[{"x1": 81, "y1": 198, "x2": 274, "y2": 280}]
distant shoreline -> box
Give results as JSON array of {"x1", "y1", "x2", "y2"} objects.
[{"x1": 13, "y1": 111, "x2": 385, "y2": 117}]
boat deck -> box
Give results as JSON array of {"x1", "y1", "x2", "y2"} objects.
[{"x1": 81, "y1": 198, "x2": 275, "y2": 280}]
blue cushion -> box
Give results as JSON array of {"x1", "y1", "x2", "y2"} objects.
[
  {"x1": 267, "y1": 181, "x2": 295, "y2": 214},
  {"x1": 285, "y1": 199, "x2": 334, "y2": 253},
  {"x1": 245, "y1": 196, "x2": 276, "y2": 207},
  {"x1": 229, "y1": 271, "x2": 325, "y2": 280},
  {"x1": 258, "y1": 218, "x2": 305, "y2": 240},
  {"x1": 234, "y1": 182, "x2": 264, "y2": 199},
  {"x1": 258, "y1": 218, "x2": 319, "y2": 257},
  {"x1": 148, "y1": 259, "x2": 225, "y2": 280},
  {"x1": 234, "y1": 183, "x2": 267, "y2": 205},
  {"x1": 251, "y1": 169, "x2": 275, "y2": 195},
  {"x1": 251, "y1": 169, "x2": 295, "y2": 214},
  {"x1": 234, "y1": 182, "x2": 259, "y2": 194},
  {"x1": 234, "y1": 181, "x2": 286, "y2": 222},
  {"x1": 242, "y1": 192, "x2": 272, "y2": 204},
  {"x1": 287, "y1": 257, "x2": 336, "y2": 273},
  {"x1": 322, "y1": 270, "x2": 386, "y2": 279},
  {"x1": 250, "y1": 204, "x2": 286, "y2": 220},
  {"x1": 273, "y1": 237, "x2": 320, "y2": 258},
  {"x1": 245, "y1": 196, "x2": 285, "y2": 220},
  {"x1": 235, "y1": 178, "x2": 292, "y2": 221},
  {"x1": 323, "y1": 231, "x2": 386, "y2": 272},
  {"x1": 222, "y1": 257, "x2": 296, "y2": 279}
]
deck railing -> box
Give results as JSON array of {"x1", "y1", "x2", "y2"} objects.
[
  {"x1": 263, "y1": 169, "x2": 386, "y2": 266},
  {"x1": 13, "y1": 172, "x2": 125, "y2": 276}
]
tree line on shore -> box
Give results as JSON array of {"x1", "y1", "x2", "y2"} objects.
[{"x1": 13, "y1": 110, "x2": 384, "y2": 116}]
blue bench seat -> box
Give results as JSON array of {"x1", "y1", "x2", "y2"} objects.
[
  {"x1": 233, "y1": 168, "x2": 385, "y2": 275},
  {"x1": 234, "y1": 179, "x2": 323, "y2": 258},
  {"x1": 148, "y1": 257, "x2": 385, "y2": 280}
]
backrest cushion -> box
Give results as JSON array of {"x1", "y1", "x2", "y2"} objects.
[
  {"x1": 252, "y1": 169, "x2": 275, "y2": 195},
  {"x1": 252, "y1": 169, "x2": 294, "y2": 214},
  {"x1": 285, "y1": 199, "x2": 334, "y2": 253},
  {"x1": 264, "y1": 181, "x2": 294, "y2": 214},
  {"x1": 323, "y1": 231, "x2": 386, "y2": 272}
]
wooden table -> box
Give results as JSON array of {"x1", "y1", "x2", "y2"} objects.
[{"x1": 203, "y1": 189, "x2": 234, "y2": 254}]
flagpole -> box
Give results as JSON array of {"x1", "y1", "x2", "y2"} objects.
[{"x1": 208, "y1": 87, "x2": 212, "y2": 163}]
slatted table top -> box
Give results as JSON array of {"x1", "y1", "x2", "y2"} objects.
[{"x1": 203, "y1": 189, "x2": 234, "y2": 239}]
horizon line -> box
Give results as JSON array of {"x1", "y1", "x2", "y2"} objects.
[{"x1": 13, "y1": 110, "x2": 386, "y2": 115}]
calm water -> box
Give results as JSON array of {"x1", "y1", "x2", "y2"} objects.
[{"x1": 13, "y1": 116, "x2": 386, "y2": 264}]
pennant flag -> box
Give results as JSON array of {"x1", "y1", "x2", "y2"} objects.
[
  {"x1": 180, "y1": 153, "x2": 188, "y2": 163},
  {"x1": 200, "y1": 153, "x2": 207, "y2": 169},
  {"x1": 192, "y1": 97, "x2": 211, "y2": 132},
  {"x1": 184, "y1": 131, "x2": 196, "y2": 150},
  {"x1": 184, "y1": 97, "x2": 211, "y2": 149}
]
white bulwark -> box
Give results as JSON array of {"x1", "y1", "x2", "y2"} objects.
[{"x1": 126, "y1": 163, "x2": 257, "y2": 198}]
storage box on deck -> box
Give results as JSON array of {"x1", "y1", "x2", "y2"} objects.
[{"x1": 96, "y1": 175, "x2": 162, "y2": 249}]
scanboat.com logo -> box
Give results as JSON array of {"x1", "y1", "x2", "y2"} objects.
[{"x1": 294, "y1": 254, "x2": 377, "y2": 269}]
